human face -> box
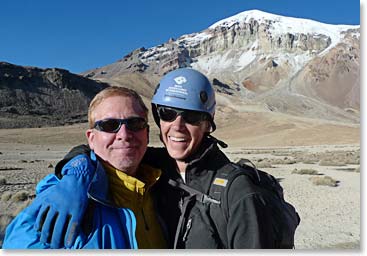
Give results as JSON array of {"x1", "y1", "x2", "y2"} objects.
[
  {"x1": 159, "y1": 110, "x2": 210, "y2": 161},
  {"x1": 86, "y1": 96, "x2": 148, "y2": 176}
]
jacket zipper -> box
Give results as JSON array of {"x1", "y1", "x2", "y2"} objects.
[{"x1": 182, "y1": 218, "x2": 192, "y2": 242}]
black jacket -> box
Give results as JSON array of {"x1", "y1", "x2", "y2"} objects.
[{"x1": 144, "y1": 137, "x2": 299, "y2": 248}]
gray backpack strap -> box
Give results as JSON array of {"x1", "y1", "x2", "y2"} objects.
[
  {"x1": 210, "y1": 160, "x2": 300, "y2": 249},
  {"x1": 209, "y1": 163, "x2": 241, "y2": 220},
  {"x1": 207, "y1": 163, "x2": 247, "y2": 248},
  {"x1": 168, "y1": 179, "x2": 220, "y2": 205},
  {"x1": 207, "y1": 159, "x2": 269, "y2": 247},
  {"x1": 210, "y1": 159, "x2": 286, "y2": 219}
]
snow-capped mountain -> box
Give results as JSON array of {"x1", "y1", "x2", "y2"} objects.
[{"x1": 84, "y1": 10, "x2": 360, "y2": 123}]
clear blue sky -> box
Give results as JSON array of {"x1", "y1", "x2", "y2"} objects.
[{"x1": 0, "y1": 0, "x2": 361, "y2": 74}]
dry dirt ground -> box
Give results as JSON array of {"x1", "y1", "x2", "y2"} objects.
[{"x1": 0, "y1": 111, "x2": 360, "y2": 249}]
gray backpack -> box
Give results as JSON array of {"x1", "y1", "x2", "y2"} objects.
[{"x1": 169, "y1": 159, "x2": 300, "y2": 248}]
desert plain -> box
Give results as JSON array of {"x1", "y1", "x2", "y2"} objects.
[{"x1": 0, "y1": 109, "x2": 360, "y2": 249}]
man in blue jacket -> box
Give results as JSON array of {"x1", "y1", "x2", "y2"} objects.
[{"x1": 3, "y1": 86, "x2": 167, "y2": 249}]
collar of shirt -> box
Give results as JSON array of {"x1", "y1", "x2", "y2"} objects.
[{"x1": 103, "y1": 162, "x2": 161, "y2": 197}]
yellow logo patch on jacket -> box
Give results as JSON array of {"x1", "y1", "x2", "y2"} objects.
[{"x1": 213, "y1": 178, "x2": 228, "y2": 187}]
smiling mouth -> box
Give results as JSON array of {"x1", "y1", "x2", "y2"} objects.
[
  {"x1": 112, "y1": 144, "x2": 138, "y2": 150},
  {"x1": 169, "y1": 136, "x2": 187, "y2": 142}
]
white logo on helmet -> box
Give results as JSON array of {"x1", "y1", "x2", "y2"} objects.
[
  {"x1": 174, "y1": 76, "x2": 187, "y2": 85},
  {"x1": 165, "y1": 75, "x2": 188, "y2": 97}
]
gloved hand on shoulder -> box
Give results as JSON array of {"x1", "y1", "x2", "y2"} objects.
[{"x1": 30, "y1": 153, "x2": 96, "y2": 248}]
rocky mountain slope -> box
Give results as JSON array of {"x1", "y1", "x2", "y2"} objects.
[
  {"x1": 0, "y1": 10, "x2": 359, "y2": 129},
  {"x1": 84, "y1": 10, "x2": 360, "y2": 124},
  {"x1": 0, "y1": 62, "x2": 108, "y2": 128}
]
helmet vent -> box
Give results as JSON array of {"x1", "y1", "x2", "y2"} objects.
[{"x1": 200, "y1": 91, "x2": 208, "y2": 103}]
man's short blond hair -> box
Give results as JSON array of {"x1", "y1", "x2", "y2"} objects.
[{"x1": 88, "y1": 86, "x2": 148, "y2": 128}]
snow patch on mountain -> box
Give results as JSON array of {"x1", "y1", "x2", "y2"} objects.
[
  {"x1": 236, "y1": 48, "x2": 257, "y2": 71},
  {"x1": 209, "y1": 9, "x2": 358, "y2": 55}
]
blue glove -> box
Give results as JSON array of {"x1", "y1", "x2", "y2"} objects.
[{"x1": 33, "y1": 153, "x2": 96, "y2": 248}]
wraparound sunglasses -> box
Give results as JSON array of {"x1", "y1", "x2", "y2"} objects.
[
  {"x1": 93, "y1": 117, "x2": 148, "y2": 133},
  {"x1": 157, "y1": 106, "x2": 209, "y2": 125}
]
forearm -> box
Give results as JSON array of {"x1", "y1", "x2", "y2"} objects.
[
  {"x1": 3, "y1": 174, "x2": 61, "y2": 249},
  {"x1": 3, "y1": 210, "x2": 50, "y2": 249}
]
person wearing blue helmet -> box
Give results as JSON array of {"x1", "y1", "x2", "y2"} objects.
[
  {"x1": 149, "y1": 68, "x2": 299, "y2": 248},
  {"x1": 14, "y1": 68, "x2": 299, "y2": 249}
]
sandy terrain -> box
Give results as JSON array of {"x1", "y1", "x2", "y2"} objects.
[
  {"x1": 0, "y1": 112, "x2": 360, "y2": 249},
  {"x1": 224, "y1": 145, "x2": 360, "y2": 249}
]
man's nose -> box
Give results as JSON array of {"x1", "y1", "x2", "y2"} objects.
[
  {"x1": 171, "y1": 115, "x2": 186, "y2": 128},
  {"x1": 116, "y1": 124, "x2": 133, "y2": 139}
]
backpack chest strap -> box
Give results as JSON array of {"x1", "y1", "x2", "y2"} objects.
[{"x1": 168, "y1": 179, "x2": 220, "y2": 205}]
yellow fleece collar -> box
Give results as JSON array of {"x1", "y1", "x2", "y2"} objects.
[{"x1": 103, "y1": 163, "x2": 161, "y2": 196}]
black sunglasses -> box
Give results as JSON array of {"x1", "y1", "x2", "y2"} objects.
[
  {"x1": 93, "y1": 117, "x2": 148, "y2": 133},
  {"x1": 157, "y1": 106, "x2": 209, "y2": 125}
]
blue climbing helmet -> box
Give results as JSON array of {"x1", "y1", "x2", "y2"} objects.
[{"x1": 151, "y1": 68, "x2": 216, "y2": 132}]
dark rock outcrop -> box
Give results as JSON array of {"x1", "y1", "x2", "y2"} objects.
[{"x1": 0, "y1": 62, "x2": 109, "y2": 128}]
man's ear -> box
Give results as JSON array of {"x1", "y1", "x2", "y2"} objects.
[
  {"x1": 206, "y1": 121, "x2": 212, "y2": 132},
  {"x1": 86, "y1": 129, "x2": 95, "y2": 150}
]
